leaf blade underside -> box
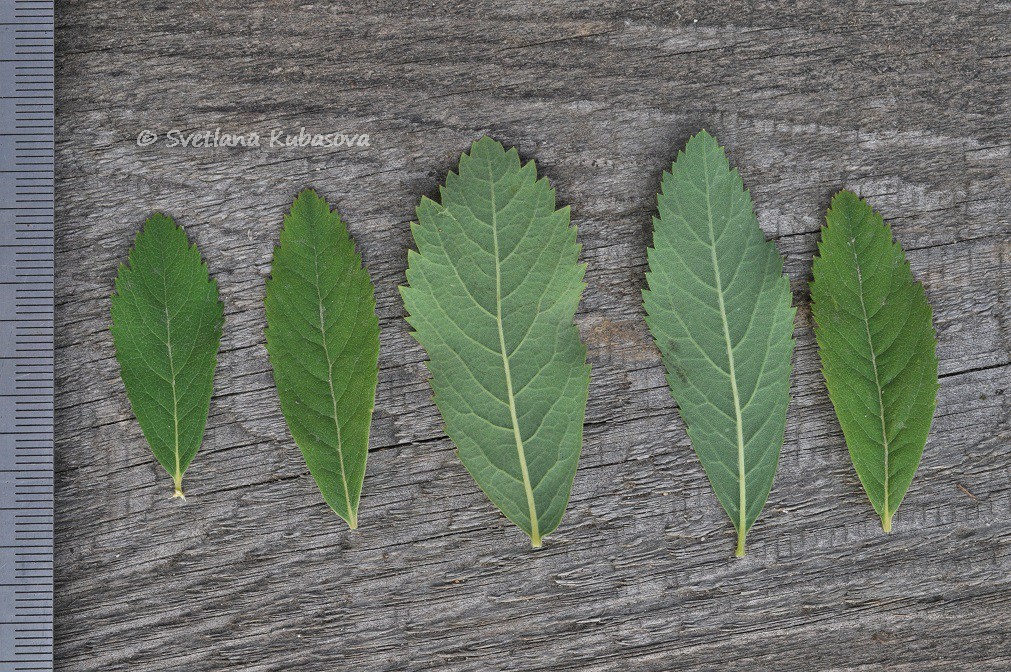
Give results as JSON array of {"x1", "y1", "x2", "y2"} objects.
[
  {"x1": 643, "y1": 131, "x2": 796, "y2": 556},
  {"x1": 110, "y1": 214, "x2": 223, "y2": 497},
  {"x1": 810, "y1": 190, "x2": 939, "y2": 532},
  {"x1": 264, "y1": 190, "x2": 380, "y2": 529},
  {"x1": 400, "y1": 136, "x2": 590, "y2": 547}
]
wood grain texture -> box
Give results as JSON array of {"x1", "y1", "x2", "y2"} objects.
[{"x1": 53, "y1": 1, "x2": 1010, "y2": 670}]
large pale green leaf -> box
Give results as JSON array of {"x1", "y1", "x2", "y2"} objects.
[
  {"x1": 810, "y1": 190, "x2": 939, "y2": 532},
  {"x1": 111, "y1": 214, "x2": 223, "y2": 498},
  {"x1": 265, "y1": 190, "x2": 379, "y2": 529},
  {"x1": 643, "y1": 131, "x2": 796, "y2": 556},
  {"x1": 400, "y1": 137, "x2": 590, "y2": 547}
]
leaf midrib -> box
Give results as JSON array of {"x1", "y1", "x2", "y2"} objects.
[
  {"x1": 310, "y1": 230, "x2": 356, "y2": 528},
  {"x1": 487, "y1": 162, "x2": 541, "y2": 547},
  {"x1": 161, "y1": 267, "x2": 183, "y2": 498},
  {"x1": 701, "y1": 150, "x2": 748, "y2": 556},
  {"x1": 848, "y1": 229, "x2": 891, "y2": 530}
]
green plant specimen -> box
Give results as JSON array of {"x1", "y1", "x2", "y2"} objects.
[
  {"x1": 643, "y1": 131, "x2": 796, "y2": 556},
  {"x1": 111, "y1": 214, "x2": 223, "y2": 498},
  {"x1": 810, "y1": 190, "x2": 939, "y2": 532},
  {"x1": 265, "y1": 190, "x2": 380, "y2": 529},
  {"x1": 401, "y1": 137, "x2": 590, "y2": 547}
]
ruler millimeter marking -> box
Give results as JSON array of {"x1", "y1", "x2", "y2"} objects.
[{"x1": 0, "y1": 0, "x2": 55, "y2": 670}]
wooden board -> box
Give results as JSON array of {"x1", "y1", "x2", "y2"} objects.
[{"x1": 53, "y1": 1, "x2": 1011, "y2": 669}]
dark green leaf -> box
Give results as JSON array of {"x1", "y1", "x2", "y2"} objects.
[
  {"x1": 810, "y1": 190, "x2": 939, "y2": 531},
  {"x1": 111, "y1": 214, "x2": 223, "y2": 497},
  {"x1": 265, "y1": 190, "x2": 380, "y2": 528}
]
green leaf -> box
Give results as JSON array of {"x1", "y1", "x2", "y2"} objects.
[
  {"x1": 110, "y1": 214, "x2": 223, "y2": 498},
  {"x1": 400, "y1": 137, "x2": 590, "y2": 547},
  {"x1": 810, "y1": 190, "x2": 939, "y2": 532},
  {"x1": 264, "y1": 190, "x2": 380, "y2": 529},
  {"x1": 642, "y1": 131, "x2": 796, "y2": 556}
]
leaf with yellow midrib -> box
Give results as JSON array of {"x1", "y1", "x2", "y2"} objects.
[{"x1": 401, "y1": 137, "x2": 590, "y2": 547}]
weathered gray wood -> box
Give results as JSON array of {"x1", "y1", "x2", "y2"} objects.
[{"x1": 53, "y1": 1, "x2": 1010, "y2": 670}]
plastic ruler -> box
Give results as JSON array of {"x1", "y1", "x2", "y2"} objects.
[{"x1": 0, "y1": 0, "x2": 55, "y2": 669}]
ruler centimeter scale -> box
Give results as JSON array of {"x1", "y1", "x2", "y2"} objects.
[{"x1": 0, "y1": 0, "x2": 54, "y2": 670}]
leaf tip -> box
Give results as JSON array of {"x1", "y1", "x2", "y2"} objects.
[
  {"x1": 469, "y1": 134, "x2": 507, "y2": 161},
  {"x1": 688, "y1": 128, "x2": 723, "y2": 152},
  {"x1": 145, "y1": 211, "x2": 176, "y2": 228},
  {"x1": 295, "y1": 186, "x2": 321, "y2": 200}
]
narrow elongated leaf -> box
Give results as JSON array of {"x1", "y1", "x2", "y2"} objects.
[
  {"x1": 810, "y1": 190, "x2": 939, "y2": 532},
  {"x1": 265, "y1": 190, "x2": 379, "y2": 529},
  {"x1": 643, "y1": 131, "x2": 796, "y2": 556},
  {"x1": 400, "y1": 137, "x2": 590, "y2": 547},
  {"x1": 111, "y1": 214, "x2": 223, "y2": 497}
]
